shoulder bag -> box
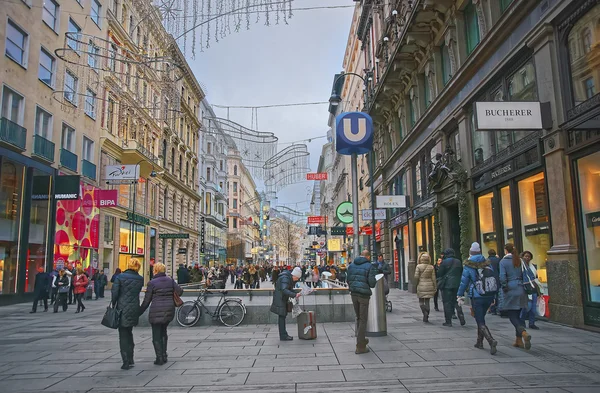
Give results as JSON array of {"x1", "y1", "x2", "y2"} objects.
[
  {"x1": 101, "y1": 303, "x2": 121, "y2": 329},
  {"x1": 173, "y1": 280, "x2": 184, "y2": 307},
  {"x1": 521, "y1": 260, "x2": 540, "y2": 295}
]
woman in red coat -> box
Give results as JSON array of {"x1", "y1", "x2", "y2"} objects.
[{"x1": 73, "y1": 266, "x2": 89, "y2": 313}]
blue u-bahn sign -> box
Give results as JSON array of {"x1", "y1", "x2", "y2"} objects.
[{"x1": 335, "y1": 112, "x2": 373, "y2": 155}]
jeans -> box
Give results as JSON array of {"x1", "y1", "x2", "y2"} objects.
[
  {"x1": 278, "y1": 315, "x2": 288, "y2": 338},
  {"x1": 520, "y1": 294, "x2": 538, "y2": 326},
  {"x1": 506, "y1": 309, "x2": 524, "y2": 337},
  {"x1": 441, "y1": 288, "x2": 459, "y2": 323},
  {"x1": 352, "y1": 295, "x2": 370, "y2": 346},
  {"x1": 54, "y1": 293, "x2": 68, "y2": 312},
  {"x1": 32, "y1": 292, "x2": 48, "y2": 312},
  {"x1": 471, "y1": 297, "x2": 494, "y2": 327},
  {"x1": 74, "y1": 293, "x2": 85, "y2": 311}
]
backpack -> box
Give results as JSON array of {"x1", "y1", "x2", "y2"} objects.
[{"x1": 474, "y1": 265, "x2": 499, "y2": 296}]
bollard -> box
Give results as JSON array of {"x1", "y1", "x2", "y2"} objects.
[{"x1": 366, "y1": 273, "x2": 387, "y2": 336}]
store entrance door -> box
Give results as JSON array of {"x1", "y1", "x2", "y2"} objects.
[{"x1": 448, "y1": 204, "x2": 461, "y2": 259}]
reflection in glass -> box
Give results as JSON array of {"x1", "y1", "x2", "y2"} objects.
[
  {"x1": 577, "y1": 151, "x2": 600, "y2": 302},
  {"x1": 478, "y1": 192, "x2": 497, "y2": 257},
  {"x1": 416, "y1": 220, "x2": 423, "y2": 252},
  {"x1": 508, "y1": 61, "x2": 538, "y2": 144},
  {"x1": 568, "y1": 4, "x2": 600, "y2": 105},
  {"x1": 500, "y1": 186, "x2": 514, "y2": 244},
  {"x1": 471, "y1": 112, "x2": 492, "y2": 165},
  {"x1": 27, "y1": 173, "x2": 52, "y2": 292},
  {"x1": 0, "y1": 161, "x2": 24, "y2": 295}
]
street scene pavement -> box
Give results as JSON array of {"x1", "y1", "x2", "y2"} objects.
[{"x1": 0, "y1": 288, "x2": 599, "y2": 393}]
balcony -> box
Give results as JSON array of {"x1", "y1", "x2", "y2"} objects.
[
  {"x1": 82, "y1": 159, "x2": 97, "y2": 181},
  {"x1": 60, "y1": 149, "x2": 78, "y2": 172},
  {"x1": 0, "y1": 117, "x2": 27, "y2": 151},
  {"x1": 121, "y1": 140, "x2": 161, "y2": 167},
  {"x1": 32, "y1": 135, "x2": 55, "y2": 162}
]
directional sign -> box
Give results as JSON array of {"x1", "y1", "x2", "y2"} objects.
[
  {"x1": 335, "y1": 112, "x2": 374, "y2": 155},
  {"x1": 307, "y1": 216, "x2": 325, "y2": 225}
]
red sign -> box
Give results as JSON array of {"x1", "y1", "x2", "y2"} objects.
[
  {"x1": 136, "y1": 247, "x2": 144, "y2": 254},
  {"x1": 307, "y1": 216, "x2": 325, "y2": 224},
  {"x1": 120, "y1": 245, "x2": 129, "y2": 253},
  {"x1": 94, "y1": 189, "x2": 118, "y2": 208},
  {"x1": 393, "y1": 249, "x2": 399, "y2": 282},
  {"x1": 375, "y1": 222, "x2": 382, "y2": 242},
  {"x1": 306, "y1": 172, "x2": 328, "y2": 181},
  {"x1": 346, "y1": 226, "x2": 373, "y2": 235}
]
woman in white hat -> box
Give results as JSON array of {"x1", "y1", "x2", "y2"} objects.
[{"x1": 270, "y1": 266, "x2": 302, "y2": 340}]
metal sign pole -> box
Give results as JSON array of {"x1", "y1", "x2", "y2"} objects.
[
  {"x1": 351, "y1": 153, "x2": 360, "y2": 260},
  {"x1": 370, "y1": 151, "x2": 377, "y2": 257}
]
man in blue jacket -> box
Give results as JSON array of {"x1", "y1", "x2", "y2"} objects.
[{"x1": 347, "y1": 250, "x2": 377, "y2": 354}]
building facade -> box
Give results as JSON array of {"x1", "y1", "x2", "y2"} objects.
[{"x1": 346, "y1": 0, "x2": 600, "y2": 327}]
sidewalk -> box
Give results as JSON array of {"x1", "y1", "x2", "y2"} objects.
[{"x1": 0, "y1": 289, "x2": 598, "y2": 392}]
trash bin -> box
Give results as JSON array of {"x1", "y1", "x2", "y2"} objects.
[{"x1": 366, "y1": 273, "x2": 387, "y2": 337}]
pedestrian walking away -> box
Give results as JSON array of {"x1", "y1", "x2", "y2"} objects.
[
  {"x1": 139, "y1": 262, "x2": 184, "y2": 365},
  {"x1": 499, "y1": 243, "x2": 532, "y2": 350},
  {"x1": 520, "y1": 251, "x2": 541, "y2": 330},
  {"x1": 457, "y1": 242, "x2": 499, "y2": 355},
  {"x1": 414, "y1": 252, "x2": 437, "y2": 323},
  {"x1": 487, "y1": 250, "x2": 501, "y2": 315},
  {"x1": 111, "y1": 259, "x2": 144, "y2": 370},
  {"x1": 73, "y1": 266, "x2": 89, "y2": 313},
  {"x1": 94, "y1": 269, "x2": 108, "y2": 299},
  {"x1": 30, "y1": 267, "x2": 50, "y2": 313},
  {"x1": 53, "y1": 269, "x2": 70, "y2": 313},
  {"x1": 437, "y1": 248, "x2": 465, "y2": 327},
  {"x1": 110, "y1": 268, "x2": 122, "y2": 287},
  {"x1": 347, "y1": 250, "x2": 377, "y2": 354},
  {"x1": 270, "y1": 267, "x2": 302, "y2": 340},
  {"x1": 66, "y1": 265, "x2": 75, "y2": 304}
]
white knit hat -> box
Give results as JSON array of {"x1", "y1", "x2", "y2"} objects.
[
  {"x1": 291, "y1": 267, "x2": 302, "y2": 278},
  {"x1": 469, "y1": 242, "x2": 481, "y2": 255}
]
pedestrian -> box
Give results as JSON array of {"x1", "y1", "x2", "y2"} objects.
[
  {"x1": 49, "y1": 268, "x2": 59, "y2": 305},
  {"x1": 230, "y1": 266, "x2": 236, "y2": 285},
  {"x1": 110, "y1": 268, "x2": 122, "y2": 286},
  {"x1": 270, "y1": 266, "x2": 302, "y2": 340},
  {"x1": 259, "y1": 266, "x2": 266, "y2": 282},
  {"x1": 139, "y1": 262, "x2": 183, "y2": 365},
  {"x1": 520, "y1": 251, "x2": 541, "y2": 330},
  {"x1": 30, "y1": 267, "x2": 50, "y2": 313},
  {"x1": 111, "y1": 258, "x2": 144, "y2": 370},
  {"x1": 374, "y1": 254, "x2": 391, "y2": 297},
  {"x1": 73, "y1": 266, "x2": 89, "y2": 313},
  {"x1": 271, "y1": 266, "x2": 280, "y2": 283},
  {"x1": 53, "y1": 269, "x2": 70, "y2": 313},
  {"x1": 348, "y1": 251, "x2": 377, "y2": 354},
  {"x1": 437, "y1": 248, "x2": 465, "y2": 327},
  {"x1": 487, "y1": 249, "x2": 501, "y2": 314},
  {"x1": 499, "y1": 243, "x2": 531, "y2": 350},
  {"x1": 96, "y1": 270, "x2": 108, "y2": 298},
  {"x1": 312, "y1": 266, "x2": 320, "y2": 288},
  {"x1": 433, "y1": 256, "x2": 442, "y2": 312},
  {"x1": 67, "y1": 264, "x2": 75, "y2": 304},
  {"x1": 177, "y1": 264, "x2": 190, "y2": 285},
  {"x1": 457, "y1": 242, "x2": 498, "y2": 355},
  {"x1": 338, "y1": 264, "x2": 347, "y2": 284},
  {"x1": 414, "y1": 252, "x2": 437, "y2": 323}
]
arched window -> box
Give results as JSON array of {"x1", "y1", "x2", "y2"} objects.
[
  {"x1": 172, "y1": 193, "x2": 176, "y2": 221},
  {"x1": 179, "y1": 155, "x2": 183, "y2": 179},
  {"x1": 180, "y1": 197, "x2": 184, "y2": 223},
  {"x1": 163, "y1": 187, "x2": 168, "y2": 217},
  {"x1": 233, "y1": 165, "x2": 237, "y2": 176},
  {"x1": 162, "y1": 139, "x2": 167, "y2": 164},
  {"x1": 185, "y1": 162, "x2": 189, "y2": 182},
  {"x1": 171, "y1": 148, "x2": 175, "y2": 173}
]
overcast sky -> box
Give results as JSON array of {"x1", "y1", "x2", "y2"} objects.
[{"x1": 190, "y1": 0, "x2": 354, "y2": 214}]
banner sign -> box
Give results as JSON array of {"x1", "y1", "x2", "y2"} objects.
[
  {"x1": 307, "y1": 216, "x2": 325, "y2": 225},
  {"x1": 330, "y1": 226, "x2": 347, "y2": 236},
  {"x1": 524, "y1": 222, "x2": 550, "y2": 237},
  {"x1": 177, "y1": 248, "x2": 187, "y2": 254},
  {"x1": 361, "y1": 209, "x2": 386, "y2": 221},
  {"x1": 159, "y1": 233, "x2": 190, "y2": 239},
  {"x1": 306, "y1": 172, "x2": 328, "y2": 181},
  {"x1": 474, "y1": 101, "x2": 552, "y2": 131},
  {"x1": 126, "y1": 212, "x2": 150, "y2": 226},
  {"x1": 346, "y1": 226, "x2": 373, "y2": 236},
  {"x1": 376, "y1": 195, "x2": 407, "y2": 209},
  {"x1": 105, "y1": 165, "x2": 140, "y2": 181},
  {"x1": 394, "y1": 249, "x2": 399, "y2": 282},
  {"x1": 94, "y1": 189, "x2": 118, "y2": 208},
  {"x1": 54, "y1": 175, "x2": 81, "y2": 200}
]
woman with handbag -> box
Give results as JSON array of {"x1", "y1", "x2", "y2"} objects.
[
  {"x1": 73, "y1": 266, "x2": 89, "y2": 313},
  {"x1": 139, "y1": 262, "x2": 183, "y2": 365},
  {"x1": 53, "y1": 269, "x2": 70, "y2": 313},
  {"x1": 520, "y1": 251, "x2": 541, "y2": 330},
  {"x1": 499, "y1": 243, "x2": 531, "y2": 350}
]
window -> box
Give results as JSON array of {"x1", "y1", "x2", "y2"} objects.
[
  {"x1": 83, "y1": 136, "x2": 94, "y2": 161},
  {"x1": 42, "y1": 0, "x2": 59, "y2": 31},
  {"x1": 585, "y1": 78, "x2": 596, "y2": 100},
  {"x1": 448, "y1": 130, "x2": 461, "y2": 161},
  {"x1": 220, "y1": 160, "x2": 224, "y2": 171},
  {"x1": 38, "y1": 48, "x2": 55, "y2": 87},
  {"x1": 464, "y1": 1, "x2": 480, "y2": 55},
  {"x1": 67, "y1": 18, "x2": 81, "y2": 52},
  {"x1": 414, "y1": 160, "x2": 422, "y2": 199},
  {"x1": 440, "y1": 42, "x2": 451, "y2": 86},
  {"x1": 233, "y1": 181, "x2": 238, "y2": 193},
  {"x1": 85, "y1": 88, "x2": 96, "y2": 118},
  {"x1": 233, "y1": 218, "x2": 238, "y2": 229},
  {"x1": 500, "y1": 0, "x2": 512, "y2": 13},
  {"x1": 233, "y1": 165, "x2": 238, "y2": 175},
  {"x1": 88, "y1": 41, "x2": 100, "y2": 69},
  {"x1": 64, "y1": 70, "x2": 78, "y2": 105},
  {"x1": 91, "y1": 0, "x2": 102, "y2": 26},
  {"x1": 34, "y1": 106, "x2": 53, "y2": 139},
  {"x1": 207, "y1": 142, "x2": 212, "y2": 154},
  {"x1": 6, "y1": 20, "x2": 28, "y2": 66},
  {"x1": 233, "y1": 199, "x2": 238, "y2": 209},
  {"x1": 1, "y1": 86, "x2": 24, "y2": 125},
  {"x1": 423, "y1": 75, "x2": 430, "y2": 108},
  {"x1": 409, "y1": 96, "x2": 416, "y2": 127},
  {"x1": 111, "y1": 0, "x2": 118, "y2": 15},
  {"x1": 107, "y1": 97, "x2": 115, "y2": 133},
  {"x1": 108, "y1": 44, "x2": 117, "y2": 71},
  {"x1": 471, "y1": 112, "x2": 491, "y2": 165},
  {"x1": 61, "y1": 123, "x2": 75, "y2": 151},
  {"x1": 582, "y1": 29, "x2": 592, "y2": 54},
  {"x1": 206, "y1": 167, "x2": 211, "y2": 182}
]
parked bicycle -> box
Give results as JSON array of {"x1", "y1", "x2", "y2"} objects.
[{"x1": 176, "y1": 288, "x2": 246, "y2": 327}]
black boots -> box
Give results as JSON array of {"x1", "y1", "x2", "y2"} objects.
[
  {"x1": 456, "y1": 307, "x2": 466, "y2": 326},
  {"x1": 480, "y1": 325, "x2": 497, "y2": 355},
  {"x1": 120, "y1": 350, "x2": 132, "y2": 370},
  {"x1": 420, "y1": 304, "x2": 430, "y2": 323},
  {"x1": 162, "y1": 334, "x2": 168, "y2": 363},
  {"x1": 474, "y1": 328, "x2": 484, "y2": 349},
  {"x1": 153, "y1": 341, "x2": 164, "y2": 365}
]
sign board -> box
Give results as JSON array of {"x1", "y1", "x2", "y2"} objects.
[
  {"x1": 177, "y1": 248, "x2": 187, "y2": 254},
  {"x1": 586, "y1": 212, "x2": 600, "y2": 228},
  {"x1": 376, "y1": 195, "x2": 407, "y2": 209},
  {"x1": 308, "y1": 226, "x2": 319, "y2": 235},
  {"x1": 393, "y1": 249, "x2": 399, "y2": 282},
  {"x1": 524, "y1": 222, "x2": 550, "y2": 237},
  {"x1": 159, "y1": 233, "x2": 190, "y2": 239},
  {"x1": 105, "y1": 165, "x2": 140, "y2": 181},
  {"x1": 120, "y1": 245, "x2": 129, "y2": 253},
  {"x1": 336, "y1": 201, "x2": 353, "y2": 224},
  {"x1": 200, "y1": 216, "x2": 205, "y2": 253},
  {"x1": 335, "y1": 112, "x2": 374, "y2": 155},
  {"x1": 306, "y1": 172, "x2": 328, "y2": 181},
  {"x1": 307, "y1": 216, "x2": 325, "y2": 225},
  {"x1": 330, "y1": 226, "x2": 346, "y2": 236},
  {"x1": 346, "y1": 226, "x2": 373, "y2": 236},
  {"x1": 54, "y1": 175, "x2": 81, "y2": 200},
  {"x1": 126, "y1": 212, "x2": 150, "y2": 226},
  {"x1": 327, "y1": 239, "x2": 342, "y2": 252},
  {"x1": 31, "y1": 176, "x2": 51, "y2": 200},
  {"x1": 136, "y1": 247, "x2": 144, "y2": 255},
  {"x1": 95, "y1": 189, "x2": 118, "y2": 208},
  {"x1": 361, "y1": 209, "x2": 386, "y2": 221},
  {"x1": 474, "y1": 102, "x2": 552, "y2": 131}
]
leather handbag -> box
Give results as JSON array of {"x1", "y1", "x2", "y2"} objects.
[
  {"x1": 58, "y1": 285, "x2": 69, "y2": 294},
  {"x1": 173, "y1": 280, "x2": 183, "y2": 307},
  {"x1": 101, "y1": 304, "x2": 121, "y2": 329}
]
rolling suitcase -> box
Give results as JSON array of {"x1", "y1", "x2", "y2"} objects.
[
  {"x1": 297, "y1": 311, "x2": 317, "y2": 340},
  {"x1": 85, "y1": 283, "x2": 93, "y2": 300}
]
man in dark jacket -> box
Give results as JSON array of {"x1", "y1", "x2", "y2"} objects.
[
  {"x1": 112, "y1": 259, "x2": 144, "y2": 370},
  {"x1": 347, "y1": 250, "x2": 377, "y2": 354},
  {"x1": 270, "y1": 267, "x2": 302, "y2": 340},
  {"x1": 437, "y1": 248, "x2": 465, "y2": 326},
  {"x1": 177, "y1": 264, "x2": 190, "y2": 285},
  {"x1": 487, "y1": 249, "x2": 501, "y2": 315},
  {"x1": 30, "y1": 267, "x2": 50, "y2": 313}
]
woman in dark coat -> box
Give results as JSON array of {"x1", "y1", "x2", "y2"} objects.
[
  {"x1": 53, "y1": 270, "x2": 70, "y2": 313},
  {"x1": 270, "y1": 267, "x2": 301, "y2": 340},
  {"x1": 139, "y1": 262, "x2": 183, "y2": 365},
  {"x1": 111, "y1": 259, "x2": 144, "y2": 370}
]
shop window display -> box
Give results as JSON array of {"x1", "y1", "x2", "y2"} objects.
[
  {"x1": 577, "y1": 151, "x2": 600, "y2": 302},
  {"x1": 500, "y1": 186, "x2": 514, "y2": 244},
  {"x1": 0, "y1": 160, "x2": 24, "y2": 295},
  {"x1": 478, "y1": 192, "x2": 497, "y2": 257},
  {"x1": 568, "y1": 4, "x2": 600, "y2": 105},
  {"x1": 26, "y1": 172, "x2": 52, "y2": 292},
  {"x1": 119, "y1": 221, "x2": 145, "y2": 273},
  {"x1": 518, "y1": 173, "x2": 550, "y2": 290},
  {"x1": 415, "y1": 220, "x2": 424, "y2": 252}
]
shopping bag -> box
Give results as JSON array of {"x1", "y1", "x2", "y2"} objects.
[
  {"x1": 291, "y1": 299, "x2": 303, "y2": 319},
  {"x1": 101, "y1": 304, "x2": 121, "y2": 329},
  {"x1": 536, "y1": 295, "x2": 546, "y2": 317}
]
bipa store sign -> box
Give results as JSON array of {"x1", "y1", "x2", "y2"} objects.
[
  {"x1": 94, "y1": 189, "x2": 118, "y2": 208},
  {"x1": 105, "y1": 165, "x2": 140, "y2": 181}
]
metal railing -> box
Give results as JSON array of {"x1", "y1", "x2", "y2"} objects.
[
  {"x1": 60, "y1": 149, "x2": 78, "y2": 172},
  {"x1": 82, "y1": 159, "x2": 97, "y2": 180},
  {"x1": 0, "y1": 117, "x2": 27, "y2": 150},
  {"x1": 33, "y1": 134, "x2": 55, "y2": 162}
]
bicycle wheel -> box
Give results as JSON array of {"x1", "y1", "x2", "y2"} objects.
[
  {"x1": 176, "y1": 302, "x2": 201, "y2": 327},
  {"x1": 218, "y1": 300, "x2": 245, "y2": 327}
]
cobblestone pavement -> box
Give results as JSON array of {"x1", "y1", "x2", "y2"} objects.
[{"x1": 0, "y1": 288, "x2": 599, "y2": 393}]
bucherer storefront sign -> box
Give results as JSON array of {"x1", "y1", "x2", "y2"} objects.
[{"x1": 474, "y1": 102, "x2": 552, "y2": 131}]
